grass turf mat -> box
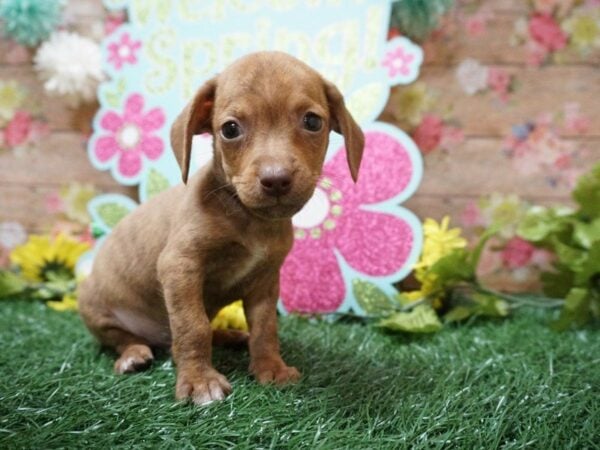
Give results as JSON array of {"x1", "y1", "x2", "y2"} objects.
[{"x1": 1, "y1": 301, "x2": 598, "y2": 449}]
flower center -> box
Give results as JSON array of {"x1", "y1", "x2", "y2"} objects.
[
  {"x1": 292, "y1": 178, "x2": 343, "y2": 240},
  {"x1": 118, "y1": 124, "x2": 141, "y2": 149},
  {"x1": 118, "y1": 45, "x2": 131, "y2": 58},
  {"x1": 293, "y1": 187, "x2": 330, "y2": 229},
  {"x1": 40, "y1": 260, "x2": 74, "y2": 282}
]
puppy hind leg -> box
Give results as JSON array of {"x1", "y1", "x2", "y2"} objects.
[
  {"x1": 88, "y1": 323, "x2": 154, "y2": 374},
  {"x1": 78, "y1": 282, "x2": 155, "y2": 374},
  {"x1": 108, "y1": 329, "x2": 155, "y2": 374},
  {"x1": 212, "y1": 329, "x2": 249, "y2": 349}
]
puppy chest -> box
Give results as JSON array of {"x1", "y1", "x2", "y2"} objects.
[{"x1": 206, "y1": 243, "x2": 268, "y2": 291}]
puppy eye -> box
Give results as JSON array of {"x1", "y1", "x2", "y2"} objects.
[
  {"x1": 303, "y1": 113, "x2": 323, "y2": 132},
  {"x1": 221, "y1": 121, "x2": 242, "y2": 140}
]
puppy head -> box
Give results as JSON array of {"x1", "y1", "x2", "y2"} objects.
[{"x1": 170, "y1": 51, "x2": 364, "y2": 220}]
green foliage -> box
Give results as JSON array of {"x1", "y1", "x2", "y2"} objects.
[
  {"x1": 445, "y1": 291, "x2": 509, "y2": 323},
  {"x1": 518, "y1": 162, "x2": 600, "y2": 330},
  {"x1": 0, "y1": 269, "x2": 75, "y2": 303},
  {"x1": 0, "y1": 271, "x2": 28, "y2": 299},
  {"x1": 572, "y1": 162, "x2": 600, "y2": 218},
  {"x1": 378, "y1": 304, "x2": 442, "y2": 333},
  {"x1": 352, "y1": 279, "x2": 398, "y2": 316},
  {"x1": 390, "y1": 0, "x2": 455, "y2": 41}
]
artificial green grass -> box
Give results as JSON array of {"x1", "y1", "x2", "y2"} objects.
[{"x1": 1, "y1": 301, "x2": 598, "y2": 449}]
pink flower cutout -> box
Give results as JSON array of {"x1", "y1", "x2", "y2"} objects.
[
  {"x1": 105, "y1": 12, "x2": 126, "y2": 36},
  {"x1": 412, "y1": 114, "x2": 443, "y2": 154},
  {"x1": 94, "y1": 94, "x2": 165, "y2": 180},
  {"x1": 528, "y1": 13, "x2": 567, "y2": 52},
  {"x1": 280, "y1": 129, "x2": 417, "y2": 314},
  {"x1": 465, "y1": 13, "x2": 491, "y2": 37},
  {"x1": 382, "y1": 47, "x2": 415, "y2": 78},
  {"x1": 487, "y1": 67, "x2": 512, "y2": 102},
  {"x1": 107, "y1": 33, "x2": 141, "y2": 70},
  {"x1": 4, "y1": 111, "x2": 32, "y2": 147}
]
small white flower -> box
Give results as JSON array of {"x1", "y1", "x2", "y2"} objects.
[
  {"x1": 455, "y1": 58, "x2": 489, "y2": 96},
  {"x1": 0, "y1": 221, "x2": 27, "y2": 249},
  {"x1": 34, "y1": 31, "x2": 104, "y2": 107}
]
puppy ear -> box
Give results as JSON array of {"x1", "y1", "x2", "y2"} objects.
[
  {"x1": 170, "y1": 77, "x2": 217, "y2": 183},
  {"x1": 323, "y1": 80, "x2": 365, "y2": 182}
]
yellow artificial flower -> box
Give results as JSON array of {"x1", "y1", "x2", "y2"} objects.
[
  {"x1": 48, "y1": 293, "x2": 79, "y2": 312},
  {"x1": 211, "y1": 300, "x2": 248, "y2": 331},
  {"x1": 10, "y1": 234, "x2": 90, "y2": 282},
  {"x1": 60, "y1": 183, "x2": 98, "y2": 224},
  {"x1": 401, "y1": 217, "x2": 466, "y2": 310},
  {"x1": 563, "y1": 12, "x2": 600, "y2": 50},
  {"x1": 0, "y1": 80, "x2": 25, "y2": 122},
  {"x1": 394, "y1": 82, "x2": 433, "y2": 127},
  {"x1": 414, "y1": 216, "x2": 467, "y2": 274}
]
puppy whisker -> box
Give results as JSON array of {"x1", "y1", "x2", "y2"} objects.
[{"x1": 203, "y1": 183, "x2": 234, "y2": 200}]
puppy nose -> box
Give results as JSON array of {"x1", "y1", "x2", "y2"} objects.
[{"x1": 259, "y1": 167, "x2": 292, "y2": 197}]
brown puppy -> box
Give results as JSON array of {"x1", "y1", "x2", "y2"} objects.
[{"x1": 78, "y1": 51, "x2": 364, "y2": 405}]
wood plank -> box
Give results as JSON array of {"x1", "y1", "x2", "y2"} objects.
[
  {"x1": 0, "y1": 132, "x2": 133, "y2": 187},
  {"x1": 417, "y1": 137, "x2": 599, "y2": 198},
  {"x1": 0, "y1": 67, "x2": 98, "y2": 133},
  {"x1": 0, "y1": 184, "x2": 135, "y2": 232},
  {"x1": 405, "y1": 193, "x2": 573, "y2": 227},
  {"x1": 64, "y1": 0, "x2": 106, "y2": 18},
  {"x1": 383, "y1": 66, "x2": 600, "y2": 138}
]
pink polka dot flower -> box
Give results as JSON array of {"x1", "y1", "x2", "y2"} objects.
[
  {"x1": 280, "y1": 123, "x2": 423, "y2": 315},
  {"x1": 91, "y1": 93, "x2": 166, "y2": 184},
  {"x1": 107, "y1": 32, "x2": 141, "y2": 70}
]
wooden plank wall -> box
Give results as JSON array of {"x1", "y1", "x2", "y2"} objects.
[{"x1": 1, "y1": 0, "x2": 598, "y2": 241}]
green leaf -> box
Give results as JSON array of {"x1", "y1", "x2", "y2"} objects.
[
  {"x1": 541, "y1": 265, "x2": 575, "y2": 298},
  {"x1": 574, "y1": 241, "x2": 600, "y2": 286},
  {"x1": 517, "y1": 206, "x2": 572, "y2": 243},
  {"x1": 444, "y1": 306, "x2": 475, "y2": 323},
  {"x1": 97, "y1": 203, "x2": 130, "y2": 228},
  {"x1": 552, "y1": 237, "x2": 586, "y2": 272},
  {"x1": 443, "y1": 292, "x2": 509, "y2": 323},
  {"x1": 352, "y1": 279, "x2": 397, "y2": 315},
  {"x1": 145, "y1": 169, "x2": 171, "y2": 200},
  {"x1": 104, "y1": 77, "x2": 127, "y2": 108},
  {"x1": 573, "y1": 218, "x2": 600, "y2": 249},
  {"x1": 0, "y1": 271, "x2": 28, "y2": 299},
  {"x1": 572, "y1": 162, "x2": 600, "y2": 218},
  {"x1": 469, "y1": 225, "x2": 500, "y2": 271},
  {"x1": 471, "y1": 293, "x2": 510, "y2": 318},
  {"x1": 428, "y1": 249, "x2": 474, "y2": 289},
  {"x1": 552, "y1": 287, "x2": 590, "y2": 331},
  {"x1": 378, "y1": 305, "x2": 442, "y2": 333},
  {"x1": 88, "y1": 194, "x2": 138, "y2": 233}
]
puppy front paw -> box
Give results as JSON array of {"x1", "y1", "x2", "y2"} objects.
[
  {"x1": 251, "y1": 359, "x2": 301, "y2": 385},
  {"x1": 176, "y1": 367, "x2": 232, "y2": 406}
]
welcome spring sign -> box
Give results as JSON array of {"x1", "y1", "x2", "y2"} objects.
[{"x1": 86, "y1": 0, "x2": 424, "y2": 315}]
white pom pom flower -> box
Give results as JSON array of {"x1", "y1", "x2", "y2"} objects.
[{"x1": 34, "y1": 31, "x2": 104, "y2": 106}]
